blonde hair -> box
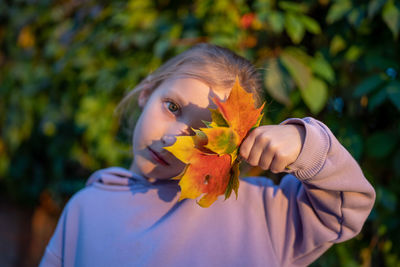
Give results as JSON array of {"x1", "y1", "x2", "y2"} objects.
[{"x1": 116, "y1": 43, "x2": 262, "y2": 135}]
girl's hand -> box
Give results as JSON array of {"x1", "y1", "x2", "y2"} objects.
[
  {"x1": 86, "y1": 167, "x2": 133, "y2": 186},
  {"x1": 239, "y1": 124, "x2": 305, "y2": 173}
]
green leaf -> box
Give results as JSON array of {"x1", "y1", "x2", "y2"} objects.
[
  {"x1": 285, "y1": 13, "x2": 305, "y2": 44},
  {"x1": 268, "y1": 11, "x2": 285, "y2": 33},
  {"x1": 154, "y1": 38, "x2": 170, "y2": 58},
  {"x1": 300, "y1": 77, "x2": 328, "y2": 114},
  {"x1": 202, "y1": 120, "x2": 212, "y2": 128},
  {"x1": 368, "y1": 0, "x2": 387, "y2": 18},
  {"x1": 278, "y1": 1, "x2": 308, "y2": 13},
  {"x1": 311, "y1": 53, "x2": 335, "y2": 83},
  {"x1": 300, "y1": 15, "x2": 321, "y2": 34},
  {"x1": 353, "y1": 74, "x2": 386, "y2": 97},
  {"x1": 224, "y1": 159, "x2": 240, "y2": 200},
  {"x1": 377, "y1": 186, "x2": 397, "y2": 212},
  {"x1": 347, "y1": 7, "x2": 365, "y2": 27},
  {"x1": 385, "y1": 80, "x2": 400, "y2": 110},
  {"x1": 382, "y1": 0, "x2": 400, "y2": 39},
  {"x1": 345, "y1": 45, "x2": 363, "y2": 61},
  {"x1": 208, "y1": 108, "x2": 229, "y2": 127},
  {"x1": 330, "y1": 35, "x2": 347, "y2": 55},
  {"x1": 168, "y1": 24, "x2": 183, "y2": 38},
  {"x1": 366, "y1": 131, "x2": 397, "y2": 158},
  {"x1": 338, "y1": 129, "x2": 363, "y2": 161},
  {"x1": 0, "y1": 152, "x2": 10, "y2": 178},
  {"x1": 202, "y1": 127, "x2": 239, "y2": 155},
  {"x1": 326, "y1": 0, "x2": 353, "y2": 24},
  {"x1": 280, "y1": 49, "x2": 312, "y2": 91},
  {"x1": 335, "y1": 243, "x2": 360, "y2": 267},
  {"x1": 368, "y1": 88, "x2": 387, "y2": 111},
  {"x1": 264, "y1": 58, "x2": 292, "y2": 105}
]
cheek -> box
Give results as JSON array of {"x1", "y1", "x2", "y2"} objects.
[
  {"x1": 132, "y1": 116, "x2": 143, "y2": 148},
  {"x1": 133, "y1": 112, "x2": 151, "y2": 148},
  {"x1": 133, "y1": 104, "x2": 165, "y2": 147},
  {"x1": 190, "y1": 111, "x2": 213, "y2": 129}
]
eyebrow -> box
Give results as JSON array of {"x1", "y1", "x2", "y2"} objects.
[{"x1": 163, "y1": 89, "x2": 188, "y2": 106}]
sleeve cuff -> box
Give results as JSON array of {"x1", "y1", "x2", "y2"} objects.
[{"x1": 280, "y1": 117, "x2": 330, "y2": 181}]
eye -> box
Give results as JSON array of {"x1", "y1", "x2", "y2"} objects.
[{"x1": 165, "y1": 100, "x2": 181, "y2": 114}]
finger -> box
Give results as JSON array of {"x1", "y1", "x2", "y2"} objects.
[
  {"x1": 269, "y1": 153, "x2": 288, "y2": 173},
  {"x1": 239, "y1": 128, "x2": 259, "y2": 160},
  {"x1": 258, "y1": 146, "x2": 274, "y2": 170},
  {"x1": 105, "y1": 167, "x2": 133, "y2": 177},
  {"x1": 247, "y1": 134, "x2": 271, "y2": 166},
  {"x1": 99, "y1": 173, "x2": 131, "y2": 186},
  {"x1": 246, "y1": 145, "x2": 264, "y2": 166}
]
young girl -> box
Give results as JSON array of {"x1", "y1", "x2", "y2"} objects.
[{"x1": 40, "y1": 43, "x2": 375, "y2": 267}]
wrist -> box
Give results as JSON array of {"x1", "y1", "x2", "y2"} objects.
[{"x1": 280, "y1": 117, "x2": 330, "y2": 180}]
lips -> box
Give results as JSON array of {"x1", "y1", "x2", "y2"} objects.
[{"x1": 148, "y1": 147, "x2": 169, "y2": 166}]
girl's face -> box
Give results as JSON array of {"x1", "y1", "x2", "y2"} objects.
[{"x1": 131, "y1": 77, "x2": 229, "y2": 180}]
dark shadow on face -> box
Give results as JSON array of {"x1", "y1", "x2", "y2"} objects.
[
  {"x1": 128, "y1": 89, "x2": 224, "y2": 208},
  {"x1": 125, "y1": 88, "x2": 229, "y2": 230},
  {"x1": 134, "y1": 89, "x2": 221, "y2": 181}
]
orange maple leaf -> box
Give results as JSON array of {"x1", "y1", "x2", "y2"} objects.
[
  {"x1": 213, "y1": 78, "x2": 265, "y2": 142},
  {"x1": 165, "y1": 77, "x2": 264, "y2": 207}
]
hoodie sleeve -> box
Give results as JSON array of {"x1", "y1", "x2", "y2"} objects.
[{"x1": 262, "y1": 117, "x2": 375, "y2": 266}]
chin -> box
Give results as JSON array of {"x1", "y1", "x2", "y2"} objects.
[
  {"x1": 145, "y1": 168, "x2": 183, "y2": 180},
  {"x1": 135, "y1": 157, "x2": 184, "y2": 180}
]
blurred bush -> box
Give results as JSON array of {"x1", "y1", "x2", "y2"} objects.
[{"x1": 0, "y1": 0, "x2": 399, "y2": 266}]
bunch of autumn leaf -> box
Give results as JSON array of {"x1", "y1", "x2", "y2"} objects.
[{"x1": 165, "y1": 78, "x2": 265, "y2": 207}]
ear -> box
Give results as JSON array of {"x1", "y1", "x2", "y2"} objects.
[{"x1": 138, "y1": 89, "x2": 151, "y2": 108}]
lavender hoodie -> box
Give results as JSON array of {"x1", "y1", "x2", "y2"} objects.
[{"x1": 39, "y1": 118, "x2": 375, "y2": 267}]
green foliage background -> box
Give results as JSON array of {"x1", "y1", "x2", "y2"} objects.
[{"x1": 1, "y1": 0, "x2": 399, "y2": 265}]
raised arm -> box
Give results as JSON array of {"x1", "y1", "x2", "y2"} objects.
[{"x1": 241, "y1": 117, "x2": 375, "y2": 266}]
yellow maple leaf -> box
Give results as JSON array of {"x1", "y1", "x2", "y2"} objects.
[{"x1": 165, "y1": 77, "x2": 264, "y2": 207}]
